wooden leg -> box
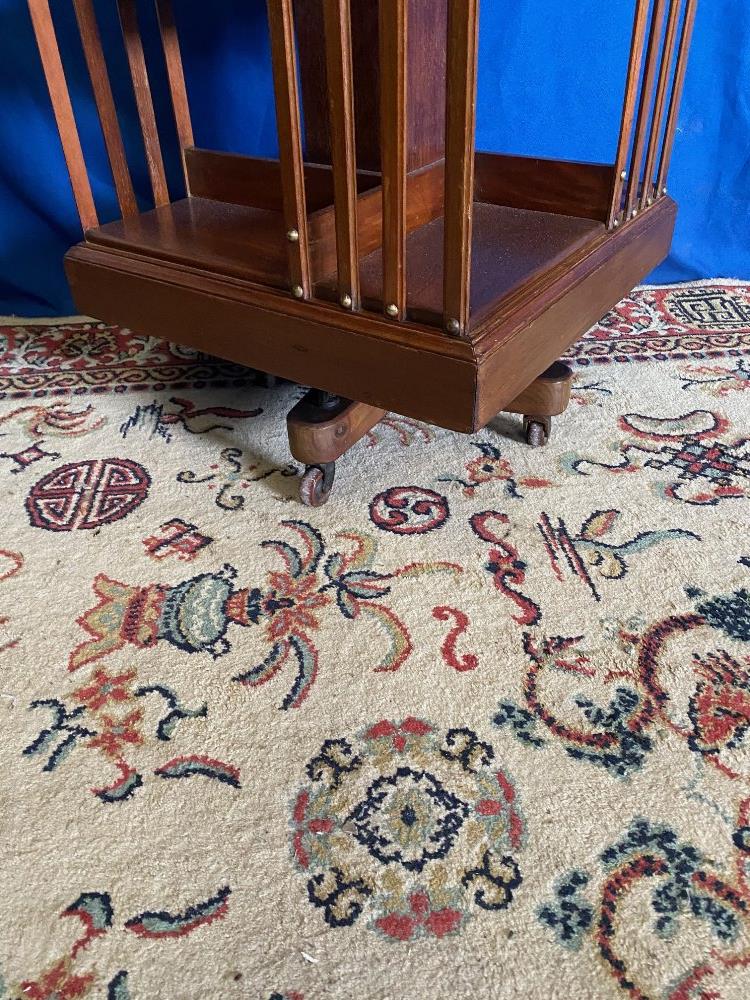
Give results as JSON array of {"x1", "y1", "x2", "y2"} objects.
[
  {"x1": 287, "y1": 389, "x2": 386, "y2": 505},
  {"x1": 503, "y1": 361, "x2": 573, "y2": 447}
]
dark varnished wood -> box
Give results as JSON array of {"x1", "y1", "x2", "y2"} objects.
[
  {"x1": 65, "y1": 242, "x2": 479, "y2": 431},
  {"x1": 474, "y1": 198, "x2": 677, "y2": 427},
  {"x1": 28, "y1": 0, "x2": 99, "y2": 230},
  {"x1": 640, "y1": 0, "x2": 682, "y2": 210},
  {"x1": 443, "y1": 0, "x2": 479, "y2": 335},
  {"x1": 184, "y1": 148, "x2": 380, "y2": 213},
  {"x1": 316, "y1": 160, "x2": 445, "y2": 302},
  {"x1": 474, "y1": 153, "x2": 614, "y2": 223},
  {"x1": 406, "y1": 0, "x2": 447, "y2": 171},
  {"x1": 64, "y1": 196, "x2": 676, "y2": 433},
  {"x1": 288, "y1": 394, "x2": 386, "y2": 464},
  {"x1": 624, "y1": 0, "x2": 667, "y2": 219},
  {"x1": 155, "y1": 0, "x2": 194, "y2": 186},
  {"x1": 356, "y1": 203, "x2": 603, "y2": 326},
  {"x1": 87, "y1": 198, "x2": 288, "y2": 288},
  {"x1": 117, "y1": 0, "x2": 170, "y2": 206},
  {"x1": 609, "y1": 0, "x2": 650, "y2": 228},
  {"x1": 295, "y1": 0, "x2": 447, "y2": 174},
  {"x1": 147, "y1": 157, "x2": 444, "y2": 300},
  {"x1": 72, "y1": 0, "x2": 138, "y2": 218},
  {"x1": 267, "y1": 0, "x2": 311, "y2": 297},
  {"x1": 322, "y1": 0, "x2": 361, "y2": 309},
  {"x1": 504, "y1": 362, "x2": 573, "y2": 417},
  {"x1": 379, "y1": 0, "x2": 408, "y2": 319}
]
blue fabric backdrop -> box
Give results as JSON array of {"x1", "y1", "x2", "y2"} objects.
[{"x1": 1, "y1": 0, "x2": 748, "y2": 315}]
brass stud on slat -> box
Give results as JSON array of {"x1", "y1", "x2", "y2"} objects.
[
  {"x1": 620, "y1": 171, "x2": 627, "y2": 181},
  {"x1": 386, "y1": 303, "x2": 400, "y2": 318},
  {"x1": 292, "y1": 285, "x2": 304, "y2": 299},
  {"x1": 340, "y1": 294, "x2": 353, "y2": 310},
  {"x1": 287, "y1": 229, "x2": 300, "y2": 243},
  {"x1": 446, "y1": 319, "x2": 461, "y2": 336}
]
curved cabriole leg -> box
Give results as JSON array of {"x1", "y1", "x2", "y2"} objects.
[
  {"x1": 504, "y1": 361, "x2": 573, "y2": 446},
  {"x1": 287, "y1": 389, "x2": 386, "y2": 505}
]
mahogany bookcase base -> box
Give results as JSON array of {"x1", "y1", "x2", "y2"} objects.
[{"x1": 30, "y1": 0, "x2": 695, "y2": 507}]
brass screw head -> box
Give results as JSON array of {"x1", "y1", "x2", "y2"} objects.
[
  {"x1": 613, "y1": 219, "x2": 620, "y2": 228},
  {"x1": 631, "y1": 208, "x2": 638, "y2": 218},
  {"x1": 446, "y1": 318, "x2": 461, "y2": 336},
  {"x1": 291, "y1": 285, "x2": 305, "y2": 299},
  {"x1": 341, "y1": 293, "x2": 353, "y2": 309},
  {"x1": 286, "y1": 229, "x2": 300, "y2": 243},
  {"x1": 620, "y1": 170, "x2": 627, "y2": 181},
  {"x1": 647, "y1": 196, "x2": 653, "y2": 206},
  {"x1": 662, "y1": 186, "x2": 668, "y2": 195},
  {"x1": 386, "y1": 303, "x2": 400, "y2": 318}
]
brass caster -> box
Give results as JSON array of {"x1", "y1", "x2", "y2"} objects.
[{"x1": 299, "y1": 462, "x2": 336, "y2": 507}]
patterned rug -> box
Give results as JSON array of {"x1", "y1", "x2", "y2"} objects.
[{"x1": 1, "y1": 279, "x2": 749, "y2": 1000}]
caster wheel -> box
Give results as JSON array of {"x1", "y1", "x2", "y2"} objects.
[
  {"x1": 524, "y1": 416, "x2": 551, "y2": 448},
  {"x1": 299, "y1": 462, "x2": 336, "y2": 507}
]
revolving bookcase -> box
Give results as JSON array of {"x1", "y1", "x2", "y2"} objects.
[{"x1": 29, "y1": 0, "x2": 697, "y2": 504}]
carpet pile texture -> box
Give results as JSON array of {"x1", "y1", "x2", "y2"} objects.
[{"x1": 1, "y1": 280, "x2": 750, "y2": 999}]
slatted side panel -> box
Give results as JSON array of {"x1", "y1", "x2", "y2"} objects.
[
  {"x1": 610, "y1": 0, "x2": 697, "y2": 228},
  {"x1": 28, "y1": 0, "x2": 99, "y2": 230},
  {"x1": 443, "y1": 0, "x2": 479, "y2": 336},
  {"x1": 608, "y1": 0, "x2": 651, "y2": 228},
  {"x1": 72, "y1": 0, "x2": 138, "y2": 218},
  {"x1": 117, "y1": 0, "x2": 170, "y2": 206},
  {"x1": 267, "y1": 0, "x2": 311, "y2": 299},
  {"x1": 379, "y1": 0, "x2": 408, "y2": 320},
  {"x1": 322, "y1": 0, "x2": 360, "y2": 310},
  {"x1": 640, "y1": 0, "x2": 682, "y2": 210},
  {"x1": 624, "y1": 0, "x2": 667, "y2": 219},
  {"x1": 154, "y1": 0, "x2": 194, "y2": 187}
]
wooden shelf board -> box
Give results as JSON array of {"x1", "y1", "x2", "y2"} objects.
[
  {"x1": 347, "y1": 202, "x2": 605, "y2": 325},
  {"x1": 87, "y1": 197, "x2": 289, "y2": 288},
  {"x1": 86, "y1": 197, "x2": 605, "y2": 330}
]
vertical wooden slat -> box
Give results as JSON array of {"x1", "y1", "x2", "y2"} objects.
[
  {"x1": 322, "y1": 0, "x2": 360, "y2": 309},
  {"x1": 267, "y1": 0, "x2": 311, "y2": 299},
  {"x1": 640, "y1": 0, "x2": 682, "y2": 209},
  {"x1": 379, "y1": 0, "x2": 408, "y2": 320},
  {"x1": 27, "y1": 0, "x2": 98, "y2": 230},
  {"x1": 443, "y1": 0, "x2": 479, "y2": 336},
  {"x1": 608, "y1": 0, "x2": 651, "y2": 228},
  {"x1": 72, "y1": 0, "x2": 138, "y2": 219},
  {"x1": 117, "y1": 0, "x2": 170, "y2": 207},
  {"x1": 154, "y1": 0, "x2": 194, "y2": 188},
  {"x1": 624, "y1": 0, "x2": 667, "y2": 219},
  {"x1": 656, "y1": 0, "x2": 698, "y2": 196}
]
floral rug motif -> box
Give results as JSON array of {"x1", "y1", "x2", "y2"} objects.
[{"x1": 1, "y1": 280, "x2": 749, "y2": 1000}]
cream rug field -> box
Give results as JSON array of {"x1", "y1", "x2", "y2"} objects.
[{"x1": 1, "y1": 280, "x2": 749, "y2": 1000}]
